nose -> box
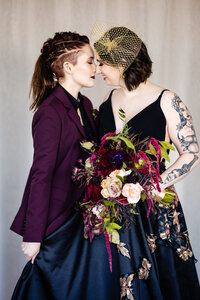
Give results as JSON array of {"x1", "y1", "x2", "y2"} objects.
[
  {"x1": 96, "y1": 65, "x2": 101, "y2": 74},
  {"x1": 92, "y1": 63, "x2": 96, "y2": 73}
]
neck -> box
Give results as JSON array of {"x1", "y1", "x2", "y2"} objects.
[
  {"x1": 121, "y1": 80, "x2": 150, "y2": 97},
  {"x1": 58, "y1": 78, "x2": 81, "y2": 99}
]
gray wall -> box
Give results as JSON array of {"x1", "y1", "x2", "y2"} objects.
[{"x1": 1, "y1": 0, "x2": 200, "y2": 299}]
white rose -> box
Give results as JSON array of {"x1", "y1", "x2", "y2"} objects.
[
  {"x1": 101, "y1": 188, "x2": 110, "y2": 198},
  {"x1": 85, "y1": 157, "x2": 92, "y2": 169},
  {"x1": 92, "y1": 204, "x2": 105, "y2": 218},
  {"x1": 101, "y1": 178, "x2": 111, "y2": 189},
  {"x1": 122, "y1": 183, "x2": 143, "y2": 204}
]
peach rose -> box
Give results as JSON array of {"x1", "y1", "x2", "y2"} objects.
[
  {"x1": 109, "y1": 168, "x2": 132, "y2": 178},
  {"x1": 122, "y1": 183, "x2": 143, "y2": 204}
]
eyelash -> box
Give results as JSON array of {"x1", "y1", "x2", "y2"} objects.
[{"x1": 98, "y1": 63, "x2": 103, "y2": 66}]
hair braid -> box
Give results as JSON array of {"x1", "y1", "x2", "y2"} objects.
[{"x1": 30, "y1": 31, "x2": 89, "y2": 111}]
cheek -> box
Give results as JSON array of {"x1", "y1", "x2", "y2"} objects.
[
  {"x1": 106, "y1": 67, "x2": 120, "y2": 80},
  {"x1": 74, "y1": 66, "x2": 91, "y2": 80}
]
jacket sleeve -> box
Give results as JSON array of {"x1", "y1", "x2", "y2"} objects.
[{"x1": 23, "y1": 105, "x2": 61, "y2": 242}]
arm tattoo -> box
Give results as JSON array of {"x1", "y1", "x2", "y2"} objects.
[
  {"x1": 163, "y1": 95, "x2": 199, "y2": 185},
  {"x1": 171, "y1": 95, "x2": 199, "y2": 153},
  {"x1": 164, "y1": 154, "x2": 198, "y2": 184}
]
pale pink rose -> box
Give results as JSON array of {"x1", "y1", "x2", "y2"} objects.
[
  {"x1": 122, "y1": 183, "x2": 143, "y2": 204},
  {"x1": 107, "y1": 179, "x2": 122, "y2": 198},
  {"x1": 101, "y1": 188, "x2": 110, "y2": 198},
  {"x1": 109, "y1": 168, "x2": 132, "y2": 178}
]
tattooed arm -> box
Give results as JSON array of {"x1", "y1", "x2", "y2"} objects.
[{"x1": 159, "y1": 91, "x2": 200, "y2": 191}]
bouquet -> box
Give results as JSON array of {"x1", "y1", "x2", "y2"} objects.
[{"x1": 73, "y1": 111, "x2": 175, "y2": 271}]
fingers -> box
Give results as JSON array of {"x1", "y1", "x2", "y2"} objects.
[
  {"x1": 26, "y1": 255, "x2": 32, "y2": 262},
  {"x1": 31, "y1": 252, "x2": 39, "y2": 264},
  {"x1": 21, "y1": 242, "x2": 41, "y2": 263}
]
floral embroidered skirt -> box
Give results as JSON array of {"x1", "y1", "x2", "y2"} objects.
[
  {"x1": 118, "y1": 198, "x2": 200, "y2": 300},
  {"x1": 12, "y1": 201, "x2": 200, "y2": 300}
]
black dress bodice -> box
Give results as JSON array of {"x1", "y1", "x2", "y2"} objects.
[{"x1": 98, "y1": 89, "x2": 168, "y2": 141}]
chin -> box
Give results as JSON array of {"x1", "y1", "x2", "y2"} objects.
[
  {"x1": 85, "y1": 83, "x2": 95, "y2": 88},
  {"x1": 105, "y1": 79, "x2": 117, "y2": 86}
]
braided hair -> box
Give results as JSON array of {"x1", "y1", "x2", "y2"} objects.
[{"x1": 30, "y1": 32, "x2": 89, "y2": 111}]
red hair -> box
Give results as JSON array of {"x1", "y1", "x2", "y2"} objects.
[{"x1": 30, "y1": 31, "x2": 89, "y2": 111}]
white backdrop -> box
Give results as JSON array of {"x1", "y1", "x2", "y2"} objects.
[{"x1": 1, "y1": 0, "x2": 200, "y2": 299}]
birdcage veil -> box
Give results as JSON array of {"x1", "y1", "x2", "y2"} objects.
[{"x1": 91, "y1": 21, "x2": 143, "y2": 72}]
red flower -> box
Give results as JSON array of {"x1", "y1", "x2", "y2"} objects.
[
  {"x1": 87, "y1": 183, "x2": 102, "y2": 203},
  {"x1": 118, "y1": 195, "x2": 128, "y2": 204},
  {"x1": 101, "y1": 132, "x2": 116, "y2": 144}
]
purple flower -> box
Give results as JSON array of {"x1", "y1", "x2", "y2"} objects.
[{"x1": 113, "y1": 154, "x2": 123, "y2": 164}]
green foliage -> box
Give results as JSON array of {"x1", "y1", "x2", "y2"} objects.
[
  {"x1": 134, "y1": 162, "x2": 143, "y2": 169},
  {"x1": 118, "y1": 136, "x2": 136, "y2": 152},
  {"x1": 123, "y1": 162, "x2": 127, "y2": 168},
  {"x1": 159, "y1": 141, "x2": 175, "y2": 151},
  {"x1": 141, "y1": 192, "x2": 147, "y2": 201},
  {"x1": 138, "y1": 159, "x2": 145, "y2": 166},
  {"x1": 159, "y1": 189, "x2": 176, "y2": 206},
  {"x1": 116, "y1": 175, "x2": 125, "y2": 184},
  {"x1": 160, "y1": 147, "x2": 170, "y2": 162},
  {"x1": 80, "y1": 141, "x2": 94, "y2": 150}
]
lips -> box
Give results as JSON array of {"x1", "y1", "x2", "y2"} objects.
[{"x1": 91, "y1": 76, "x2": 95, "y2": 79}]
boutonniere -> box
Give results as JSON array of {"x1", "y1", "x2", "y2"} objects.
[{"x1": 91, "y1": 108, "x2": 99, "y2": 120}]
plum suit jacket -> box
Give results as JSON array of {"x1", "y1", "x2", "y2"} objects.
[{"x1": 10, "y1": 84, "x2": 97, "y2": 242}]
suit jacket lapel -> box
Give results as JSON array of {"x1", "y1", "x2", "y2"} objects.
[{"x1": 52, "y1": 85, "x2": 85, "y2": 138}]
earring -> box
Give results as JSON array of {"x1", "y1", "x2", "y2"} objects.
[{"x1": 121, "y1": 73, "x2": 125, "y2": 79}]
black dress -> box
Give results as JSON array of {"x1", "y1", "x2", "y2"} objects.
[{"x1": 98, "y1": 89, "x2": 200, "y2": 300}]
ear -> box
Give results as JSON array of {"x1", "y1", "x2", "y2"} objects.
[{"x1": 63, "y1": 61, "x2": 73, "y2": 75}]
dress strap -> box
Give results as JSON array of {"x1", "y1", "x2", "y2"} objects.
[
  {"x1": 157, "y1": 89, "x2": 169, "y2": 103},
  {"x1": 108, "y1": 89, "x2": 116, "y2": 101}
]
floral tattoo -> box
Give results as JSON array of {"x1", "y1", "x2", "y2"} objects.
[{"x1": 164, "y1": 95, "x2": 199, "y2": 184}]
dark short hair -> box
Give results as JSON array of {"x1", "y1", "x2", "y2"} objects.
[{"x1": 124, "y1": 42, "x2": 152, "y2": 91}]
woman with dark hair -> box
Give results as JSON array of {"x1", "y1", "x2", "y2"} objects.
[
  {"x1": 94, "y1": 24, "x2": 200, "y2": 299},
  {"x1": 10, "y1": 31, "x2": 120, "y2": 300}
]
